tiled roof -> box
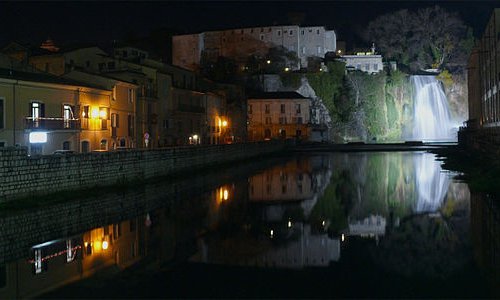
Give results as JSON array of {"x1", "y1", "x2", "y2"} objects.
[
  {"x1": 0, "y1": 68, "x2": 108, "y2": 90},
  {"x1": 248, "y1": 91, "x2": 309, "y2": 100}
]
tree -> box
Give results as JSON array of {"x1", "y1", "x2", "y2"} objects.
[{"x1": 364, "y1": 6, "x2": 473, "y2": 72}]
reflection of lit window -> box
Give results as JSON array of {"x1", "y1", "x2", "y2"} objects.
[{"x1": 34, "y1": 249, "x2": 43, "y2": 274}]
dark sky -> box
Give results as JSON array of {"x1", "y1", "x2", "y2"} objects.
[{"x1": 0, "y1": 1, "x2": 498, "y2": 49}]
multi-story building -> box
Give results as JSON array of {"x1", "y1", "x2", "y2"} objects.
[
  {"x1": 339, "y1": 45, "x2": 383, "y2": 74},
  {"x1": 461, "y1": 9, "x2": 500, "y2": 149},
  {"x1": 172, "y1": 25, "x2": 336, "y2": 71},
  {"x1": 476, "y1": 9, "x2": 500, "y2": 127},
  {"x1": 64, "y1": 70, "x2": 138, "y2": 149},
  {"x1": 247, "y1": 91, "x2": 311, "y2": 141},
  {"x1": 0, "y1": 67, "x2": 112, "y2": 154}
]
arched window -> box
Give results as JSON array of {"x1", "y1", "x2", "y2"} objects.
[{"x1": 81, "y1": 141, "x2": 90, "y2": 153}]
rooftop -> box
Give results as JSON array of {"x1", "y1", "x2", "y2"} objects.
[{"x1": 248, "y1": 91, "x2": 309, "y2": 100}]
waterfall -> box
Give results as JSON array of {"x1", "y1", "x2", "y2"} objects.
[
  {"x1": 414, "y1": 153, "x2": 449, "y2": 213},
  {"x1": 411, "y1": 75, "x2": 454, "y2": 141}
]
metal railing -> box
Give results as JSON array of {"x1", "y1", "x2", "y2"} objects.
[{"x1": 25, "y1": 117, "x2": 80, "y2": 130}]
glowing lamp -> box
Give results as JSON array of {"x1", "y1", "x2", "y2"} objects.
[
  {"x1": 266, "y1": 60, "x2": 271, "y2": 64},
  {"x1": 99, "y1": 109, "x2": 107, "y2": 119},
  {"x1": 91, "y1": 107, "x2": 99, "y2": 119},
  {"x1": 223, "y1": 189, "x2": 229, "y2": 201},
  {"x1": 102, "y1": 240, "x2": 109, "y2": 250},
  {"x1": 29, "y1": 132, "x2": 47, "y2": 143},
  {"x1": 284, "y1": 67, "x2": 290, "y2": 72},
  {"x1": 222, "y1": 120, "x2": 228, "y2": 127}
]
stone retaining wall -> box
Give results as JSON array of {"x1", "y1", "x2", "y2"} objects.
[{"x1": 0, "y1": 141, "x2": 287, "y2": 204}]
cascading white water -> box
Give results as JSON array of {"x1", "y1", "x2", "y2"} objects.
[
  {"x1": 411, "y1": 75, "x2": 454, "y2": 141},
  {"x1": 414, "y1": 153, "x2": 450, "y2": 213}
]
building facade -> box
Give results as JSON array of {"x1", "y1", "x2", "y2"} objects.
[
  {"x1": 247, "y1": 92, "x2": 311, "y2": 141},
  {"x1": 173, "y1": 25, "x2": 336, "y2": 71},
  {"x1": 0, "y1": 68, "x2": 112, "y2": 154},
  {"x1": 460, "y1": 9, "x2": 500, "y2": 151}
]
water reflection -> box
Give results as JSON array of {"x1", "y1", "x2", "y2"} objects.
[{"x1": 1, "y1": 152, "x2": 498, "y2": 298}]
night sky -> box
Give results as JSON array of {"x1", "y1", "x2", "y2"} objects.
[{"x1": 0, "y1": 1, "x2": 498, "y2": 49}]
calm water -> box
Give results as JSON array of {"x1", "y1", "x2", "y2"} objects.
[{"x1": 1, "y1": 151, "x2": 498, "y2": 298}]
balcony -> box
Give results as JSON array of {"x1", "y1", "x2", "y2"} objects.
[{"x1": 25, "y1": 117, "x2": 80, "y2": 130}]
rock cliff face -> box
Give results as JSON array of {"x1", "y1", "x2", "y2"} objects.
[
  {"x1": 444, "y1": 74, "x2": 468, "y2": 125},
  {"x1": 295, "y1": 77, "x2": 332, "y2": 129}
]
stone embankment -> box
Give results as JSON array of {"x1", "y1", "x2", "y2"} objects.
[{"x1": 0, "y1": 141, "x2": 287, "y2": 204}]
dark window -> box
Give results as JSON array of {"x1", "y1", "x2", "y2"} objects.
[
  {"x1": 0, "y1": 265, "x2": 5, "y2": 288},
  {"x1": 63, "y1": 141, "x2": 70, "y2": 150},
  {"x1": 130, "y1": 219, "x2": 136, "y2": 232},
  {"x1": 81, "y1": 141, "x2": 89, "y2": 153},
  {"x1": 0, "y1": 99, "x2": 3, "y2": 129},
  {"x1": 107, "y1": 61, "x2": 115, "y2": 69},
  {"x1": 248, "y1": 104, "x2": 252, "y2": 114},
  {"x1": 265, "y1": 104, "x2": 270, "y2": 114},
  {"x1": 280, "y1": 104, "x2": 285, "y2": 113}
]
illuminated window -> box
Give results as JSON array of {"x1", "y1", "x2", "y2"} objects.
[
  {"x1": 63, "y1": 104, "x2": 73, "y2": 128},
  {"x1": 33, "y1": 249, "x2": 47, "y2": 274},
  {"x1": 30, "y1": 101, "x2": 44, "y2": 128}
]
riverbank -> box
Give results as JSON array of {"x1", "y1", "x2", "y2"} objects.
[
  {"x1": 0, "y1": 141, "x2": 289, "y2": 205},
  {"x1": 432, "y1": 146, "x2": 500, "y2": 195}
]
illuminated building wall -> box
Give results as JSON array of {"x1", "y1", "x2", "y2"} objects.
[
  {"x1": 0, "y1": 69, "x2": 112, "y2": 154},
  {"x1": 172, "y1": 25, "x2": 336, "y2": 71},
  {"x1": 340, "y1": 54, "x2": 383, "y2": 74},
  {"x1": 64, "y1": 70, "x2": 138, "y2": 149},
  {"x1": 249, "y1": 158, "x2": 313, "y2": 202},
  {"x1": 247, "y1": 92, "x2": 311, "y2": 141}
]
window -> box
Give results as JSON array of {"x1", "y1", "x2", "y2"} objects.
[
  {"x1": 86, "y1": 61, "x2": 90, "y2": 68},
  {"x1": 317, "y1": 46, "x2": 322, "y2": 54},
  {"x1": 265, "y1": 104, "x2": 270, "y2": 114},
  {"x1": 30, "y1": 102, "x2": 44, "y2": 128},
  {"x1": 250, "y1": 29, "x2": 254, "y2": 33},
  {"x1": 240, "y1": 29, "x2": 244, "y2": 34},
  {"x1": 301, "y1": 30, "x2": 304, "y2": 35},
  {"x1": 107, "y1": 61, "x2": 115, "y2": 69},
  {"x1": 296, "y1": 129, "x2": 302, "y2": 136},
  {"x1": 268, "y1": 28, "x2": 271, "y2": 32},
  {"x1": 33, "y1": 248, "x2": 47, "y2": 274},
  {"x1": 98, "y1": 63, "x2": 105, "y2": 70},
  {"x1": 260, "y1": 34, "x2": 264, "y2": 41},
  {"x1": 81, "y1": 141, "x2": 90, "y2": 153},
  {"x1": 111, "y1": 113, "x2": 119, "y2": 128},
  {"x1": 279, "y1": 117, "x2": 286, "y2": 124},
  {"x1": 62, "y1": 141, "x2": 70, "y2": 150},
  {"x1": 163, "y1": 119, "x2": 169, "y2": 129},
  {"x1": 356, "y1": 64, "x2": 361, "y2": 70},
  {"x1": 280, "y1": 104, "x2": 285, "y2": 113},
  {"x1": 265, "y1": 117, "x2": 272, "y2": 124},
  {"x1": 289, "y1": 30, "x2": 293, "y2": 36},
  {"x1": 296, "y1": 103, "x2": 301, "y2": 113},
  {"x1": 366, "y1": 64, "x2": 370, "y2": 71},
  {"x1": 373, "y1": 64, "x2": 379, "y2": 71},
  {"x1": 0, "y1": 98, "x2": 4, "y2": 129},
  {"x1": 83, "y1": 105, "x2": 89, "y2": 118},
  {"x1": 297, "y1": 117, "x2": 303, "y2": 124},
  {"x1": 264, "y1": 128, "x2": 271, "y2": 139},
  {"x1": 317, "y1": 29, "x2": 320, "y2": 34},
  {"x1": 130, "y1": 219, "x2": 136, "y2": 232},
  {"x1": 302, "y1": 47, "x2": 306, "y2": 54},
  {"x1": 260, "y1": 28, "x2": 264, "y2": 33},
  {"x1": 122, "y1": 50, "x2": 127, "y2": 57},
  {"x1": 100, "y1": 139, "x2": 107, "y2": 150},
  {"x1": 128, "y1": 115, "x2": 134, "y2": 137},
  {"x1": 248, "y1": 104, "x2": 252, "y2": 114},
  {"x1": 63, "y1": 104, "x2": 73, "y2": 128},
  {"x1": 113, "y1": 223, "x2": 122, "y2": 240},
  {"x1": 277, "y1": 30, "x2": 281, "y2": 36}
]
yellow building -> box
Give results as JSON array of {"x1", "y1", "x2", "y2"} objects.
[
  {"x1": 247, "y1": 91, "x2": 311, "y2": 141},
  {"x1": 0, "y1": 68, "x2": 112, "y2": 154},
  {"x1": 0, "y1": 218, "x2": 142, "y2": 299},
  {"x1": 64, "y1": 70, "x2": 137, "y2": 149}
]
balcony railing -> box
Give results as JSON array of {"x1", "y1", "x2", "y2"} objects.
[{"x1": 25, "y1": 117, "x2": 80, "y2": 130}]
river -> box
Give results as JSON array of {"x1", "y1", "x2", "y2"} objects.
[{"x1": 0, "y1": 151, "x2": 498, "y2": 298}]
